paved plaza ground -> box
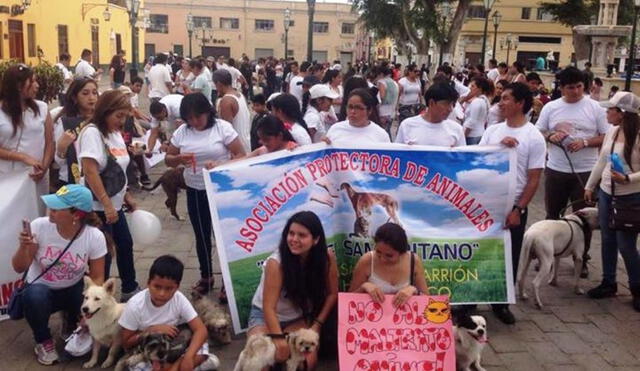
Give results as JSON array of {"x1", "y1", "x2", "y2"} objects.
[{"x1": 1, "y1": 82, "x2": 639, "y2": 370}]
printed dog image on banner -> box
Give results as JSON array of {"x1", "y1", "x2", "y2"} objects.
[
  {"x1": 337, "y1": 293, "x2": 455, "y2": 371},
  {"x1": 203, "y1": 143, "x2": 517, "y2": 333}
]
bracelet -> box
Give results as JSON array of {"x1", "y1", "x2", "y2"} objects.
[{"x1": 313, "y1": 318, "x2": 324, "y2": 327}]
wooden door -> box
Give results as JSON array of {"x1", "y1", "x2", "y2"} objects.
[{"x1": 8, "y1": 20, "x2": 24, "y2": 62}]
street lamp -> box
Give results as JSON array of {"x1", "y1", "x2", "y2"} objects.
[
  {"x1": 625, "y1": 0, "x2": 640, "y2": 91},
  {"x1": 103, "y1": 7, "x2": 112, "y2": 22},
  {"x1": 284, "y1": 8, "x2": 291, "y2": 60},
  {"x1": 126, "y1": 0, "x2": 141, "y2": 78},
  {"x1": 186, "y1": 13, "x2": 194, "y2": 59},
  {"x1": 195, "y1": 23, "x2": 214, "y2": 55},
  {"x1": 492, "y1": 11, "x2": 501, "y2": 63},
  {"x1": 480, "y1": 0, "x2": 496, "y2": 66},
  {"x1": 500, "y1": 33, "x2": 518, "y2": 65},
  {"x1": 438, "y1": 2, "x2": 452, "y2": 66}
]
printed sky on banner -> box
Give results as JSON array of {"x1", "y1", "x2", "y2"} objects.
[{"x1": 210, "y1": 147, "x2": 511, "y2": 262}]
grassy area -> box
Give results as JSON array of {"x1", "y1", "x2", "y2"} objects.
[
  {"x1": 331, "y1": 233, "x2": 507, "y2": 302},
  {"x1": 228, "y1": 252, "x2": 271, "y2": 328}
]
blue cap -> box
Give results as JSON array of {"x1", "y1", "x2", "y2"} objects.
[{"x1": 41, "y1": 184, "x2": 93, "y2": 213}]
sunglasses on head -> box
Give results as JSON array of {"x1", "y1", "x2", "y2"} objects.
[{"x1": 17, "y1": 63, "x2": 31, "y2": 72}]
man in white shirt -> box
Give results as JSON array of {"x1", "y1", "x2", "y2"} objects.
[
  {"x1": 486, "y1": 59, "x2": 499, "y2": 82},
  {"x1": 74, "y1": 49, "x2": 102, "y2": 79},
  {"x1": 479, "y1": 82, "x2": 546, "y2": 324},
  {"x1": 56, "y1": 53, "x2": 73, "y2": 106},
  {"x1": 289, "y1": 61, "x2": 310, "y2": 108},
  {"x1": 395, "y1": 82, "x2": 465, "y2": 147},
  {"x1": 147, "y1": 53, "x2": 173, "y2": 102},
  {"x1": 437, "y1": 64, "x2": 470, "y2": 99},
  {"x1": 147, "y1": 94, "x2": 184, "y2": 155},
  {"x1": 535, "y1": 66, "x2": 609, "y2": 277},
  {"x1": 227, "y1": 58, "x2": 247, "y2": 92}
]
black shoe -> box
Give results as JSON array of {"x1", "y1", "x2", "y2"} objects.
[
  {"x1": 580, "y1": 263, "x2": 589, "y2": 279},
  {"x1": 587, "y1": 282, "x2": 617, "y2": 299},
  {"x1": 630, "y1": 285, "x2": 640, "y2": 312},
  {"x1": 492, "y1": 306, "x2": 516, "y2": 325}
]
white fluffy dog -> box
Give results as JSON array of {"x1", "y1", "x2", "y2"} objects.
[
  {"x1": 516, "y1": 207, "x2": 600, "y2": 309},
  {"x1": 453, "y1": 315, "x2": 487, "y2": 371},
  {"x1": 233, "y1": 328, "x2": 319, "y2": 371},
  {"x1": 81, "y1": 277, "x2": 125, "y2": 369}
]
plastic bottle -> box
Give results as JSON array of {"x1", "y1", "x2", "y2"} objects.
[{"x1": 611, "y1": 153, "x2": 631, "y2": 174}]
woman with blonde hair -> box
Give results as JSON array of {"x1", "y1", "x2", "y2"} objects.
[{"x1": 78, "y1": 90, "x2": 140, "y2": 301}]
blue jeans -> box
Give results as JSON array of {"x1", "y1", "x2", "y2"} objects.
[
  {"x1": 97, "y1": 209, "x2": 139, "y2": 293},
  {"x1": 466, "y1": 136, "x2": 482, "y2": 145},
  {"x1": 186, "y1": 187, "x2": 214, "y2": 279},
  {"x1": 598, "y1": 189, "x2": 640, "y2": 286},
  {"x1": 23, "y1": 280, "x2": 84, "y2": 343}
]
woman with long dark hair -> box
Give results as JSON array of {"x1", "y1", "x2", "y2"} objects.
[
  {"x1": 165, "y1": 93, "x2": 245, "y2": 296},
  {"x1": 109, "y1": 53, "x2": 126, "y2": 89},
  {"x1": 78, "y1": 90, "x2": 140, "y2": 301},
  {"x1": 248, "y1": 211, "x2": 338, "y2": 369},
  {"x1": 53, "y1": 77, "x2": 99, "y2": 186},
  {"x1": 585, "y1": 92, "x2": 640, "y2": 311},
  {"x1": 0, "y1": 64, "x2": 54, "y2": 213},
  {"x1": 462, "y1": 76, "x2": 493, "y2": 144},
  {"x1": 241, "y1": 114, "x2": 296, "y2": 158},
  {"x1": 326, "y1": 88, "x2": 390, "y2": 146},
  {"x1": 321, "y1": 69, "x2": 343, "y2": 114},
  {"x1": 338, "y1": 75, "x2": 370, "y2": 121},
  {"x1": 269, "y1": 93, "x2": 312, "y2": 146},
  {"x1": 397, "y1": 64, "x2": 423, "y2": 124},
  {"x1": 488, "y1": 79, "x2": 509, "y2": 127}
]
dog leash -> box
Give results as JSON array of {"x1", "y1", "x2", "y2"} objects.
[
  {"x1": 550, "y1": 141, "x2": 586, "y2": 189},
  {"x1": 555, "y1": 213, "x2": 590, "y2": 257}
]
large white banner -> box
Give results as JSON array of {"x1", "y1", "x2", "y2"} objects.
[{"x1": 0, "y1": 171, "x2": 40, "y2": 320}]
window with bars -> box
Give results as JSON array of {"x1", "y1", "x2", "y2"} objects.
[
  {"x1": 313, "y1": 22, "x2": 329, "y2": 33},
  {"x1": 341, "y1": 23, "x2": 355, "y2": 34},
  {"x1": 148, "y1": 14, "x2": 168, "y2": 33},
  {"x1": 255, "y1": 19, "x2": 274, "y2": 31},
  {"x1": 536, "y1": 8, "x2": 554, "y2": 21},
  {"x1": 57, "y1": 24, "x2": 68, "y2": 57},
  {"x1": 467, "y1": 6, "x2": 487, "y2": 18},
  {"x1": 193, "y1": 16, "x2": 212, "y2": 29},
  {"x1": 220, "y1": 17, "x2": 239, "y2": 29},
  {"x1": 521, "y1": 8, "x2": 532, "y2": 20},
  {"x1": 27, "y1": 23, "x2": 36, "y2": 57}
]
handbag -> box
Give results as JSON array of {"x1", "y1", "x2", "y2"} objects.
[
  {"x1": 608, "y1": 128, "x2": 640, "y2": 233},
  {"x1": 7, "y1": 227, "x2": 83, "y2": 320},
  {"x1": 81, "y1": 124, "x2": 127, "y2": 201}
]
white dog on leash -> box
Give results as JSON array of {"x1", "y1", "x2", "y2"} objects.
[
  {"x1": 516, "y1": 207, "x2": 599, "y2": 309},
  {"x1": 81, "y1": 277, "x2": 125, "y2": 368}
]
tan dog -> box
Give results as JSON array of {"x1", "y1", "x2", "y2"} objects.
[
  {"x1": 190, "y1": 291, "x2": 233, "y2": 345},
  {"x1": 81, "y1": 277, "x2": 125, "y2": 369},
  {"x1": 286, "y1": 328, "x2": 319, "y2": 371},
  {"x1": 233, "y1": 334, "x2": 276, "y2": 371},
  {"x1": 340, "y1": 182, "x2": 401, "y2": 236}
]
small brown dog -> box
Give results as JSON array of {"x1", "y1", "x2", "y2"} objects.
[
  {"x1": 143, "y1": 167, "x2": 187, "y2": 220},
  {"x1": 190, "y1": 291, "x2": 233, "y2": 345}
]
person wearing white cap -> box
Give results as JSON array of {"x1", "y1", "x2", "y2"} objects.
[
  {"x1": 12, "y1": 184, "x2": 107, "y2": 365},
  {"x1": 585, "y1": 91, "x2": 640, "y2": 311},
  {"x1": 304, "y1": 84, "x2": 340, "y2": 142}
]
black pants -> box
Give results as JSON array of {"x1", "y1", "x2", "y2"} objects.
[
  {"x1": 97, "y1": 209, "x2": 139, "y2": 293},
  {"x1": 186, "y1": 187, "x2": 214, "y2": 279}
]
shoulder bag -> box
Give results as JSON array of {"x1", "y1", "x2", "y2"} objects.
[
  {"x1": 7, "y1": 226, "x2": 83, "y2": 320},
  {"x1": 80, "y1": 124, "x2": 127, "y2": 201},
  {"x1": 609, "y1": 128, "x2": 640, "y2": 233}
]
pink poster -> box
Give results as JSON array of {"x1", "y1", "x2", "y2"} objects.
[{"x1": 338, "y1": 293, "x2": 455, "y2": 371}]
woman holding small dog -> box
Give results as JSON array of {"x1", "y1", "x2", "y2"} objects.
[
  {"x1": 585, "y1": 92, "x2": 640, "y2": 311},
  {"x1": 247, "y1": 211, "x2": 338, "y2": 369},
  {"x1": 11, "y1": 184, "x2": 107, "y2": 366},
  {"x1": 165, "y1": 93, "x2": 246, "y2": 296},
  {"x1": 349, "y1": 223, "x2": 428, "y2": 307}
]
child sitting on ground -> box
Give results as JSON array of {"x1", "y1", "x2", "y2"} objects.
[{"x1": 119, "y1": 255, "x2": 219, "y2": 371}]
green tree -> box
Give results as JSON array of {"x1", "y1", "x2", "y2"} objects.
[{"x1": 352, "y1": 0, "x2": 471, "y2": 63}]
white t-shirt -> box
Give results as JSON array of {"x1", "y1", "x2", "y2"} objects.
[
  {"x1": 463, "y1": 95, "x2": 490, "y2": 138},
  {"x1": 395, "y1": 115, "x2": 465, "y2": 147},
  {"x1": 289, "y1": 75, "x2": 304, "y2": 108},
  {"x1": 487, "y1": 103, "x2": 502, "y2": 127},
  {"x1": 448, "y1": 101, "x2": 464, "y2": 123},
  {"x1": 119, "y1": 289, "x2": 198, "y2": 331},
  {"x1": 535, "y1": 96, "x2": 610, "y2": 173},
  {"x1": 454, "y1": 80, "x2": 470, "y2": 99},
  {"x1": 480, "y1": 122, "x2": 547, "y2": 202},
  {"x1": 74, "y1": 60, "x2": 96, "y2": 79},
  {"x1": 228, "y1": 66, "x2": 244, "y2": 91},
  {"x1": 303, "y1": 106, "x2": 327, "y2": 143},
  {"x1": 26, "y1": 217, "x2": 107, "y2": 289},
  {"x1": 150, "y1": 94, "x2": 183, "y2": 129},
  {"x1": 0, "y1": 100, "x2": 48, "y2": 174},
  {"x1": 398, "y1": 77, "x2": 422, "y2": 106},
  {"x1": 148, "y1": 64, "x2": 173, "y2": 99},
  {"x1": 170, "y1": 120, "x2": 238, "y2": 190},
  {"x1": 78, "y1": 125, "x2": 130, "y2": 211},
  {"x1": 56, "y1": 63, "x2": 73, "y2": 93},
  {"x1": 290, "y1": 123, "x2": 312, "y2": 146},
  {"x1": 487, "y1": 68, "x2": 499, "y2": 82},
  {"x1": 326, "y1": 120, "x2": 390, "y2": 146}
]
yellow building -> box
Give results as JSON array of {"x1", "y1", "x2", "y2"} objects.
[
  {"x1": 0, "y1": 0, "x2": 145, "y2": 68},
  {"x1": 144, "y1": 0, "x2": 358, "y2": 63},
  {"x1": 457, "y1": 0, "x2": 574, "y2": 68}
]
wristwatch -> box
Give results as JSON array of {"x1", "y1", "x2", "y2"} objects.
[
  {"x1": 582, "y1": 139, "x2": 589, "y2": 148},
  {"x1": 514, "y1": 205, "x2": 526, "y2": 215}
]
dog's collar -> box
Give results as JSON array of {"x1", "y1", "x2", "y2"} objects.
[
  {"x1": 556, "y1": 214, "x2": 591, "y2": 258},
  {"x1": 266, "y1": 333, "x2": 288, "y2": 339}
]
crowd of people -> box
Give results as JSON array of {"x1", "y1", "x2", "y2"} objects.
[{"x1": 1, "y1": 48, "x2": 640, "y2": 370}]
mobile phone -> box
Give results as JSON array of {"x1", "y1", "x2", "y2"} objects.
[{"x1": 22, "y1": 219, "x2": 32, "y2": 236}]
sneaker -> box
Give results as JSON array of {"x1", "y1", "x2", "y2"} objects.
[
  {"x1": 492, "y1": 306, "x2": 516, "y2": 325},
  {"x1": 196, "y1": 354, "x2": 221, "y2": 370},
  {"x1": 140, "y1": 175, "x2": 152, "y2": 187},
  {"x1": 120, "y1": 286, "x2": 142, "y2": 303},
  {"x1": 34, "y1": 339, "x2": 59, "y2": 366},
  {"x1": 587, "y1": 282, "x2": 617, "y2": 299}
]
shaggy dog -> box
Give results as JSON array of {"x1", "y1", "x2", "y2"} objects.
[
  {"x1": 453, "y1": 314, "x2": 487, "y2": 371},
  {"x1": 190, "y1": 291, "x2": 233, "y2": 345},
  {"x1": 516, "y1": 207, "x2": 599, "y2": 309},
  {"x1": 81, "y1": 277, "x2": 125, "y2": 369},
  {"x1": 233, "y1": 328, "x2": 319, "y2": 371},
  {"x1": 114, "y1": 325, "x2": 193, "y2": 371}
]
